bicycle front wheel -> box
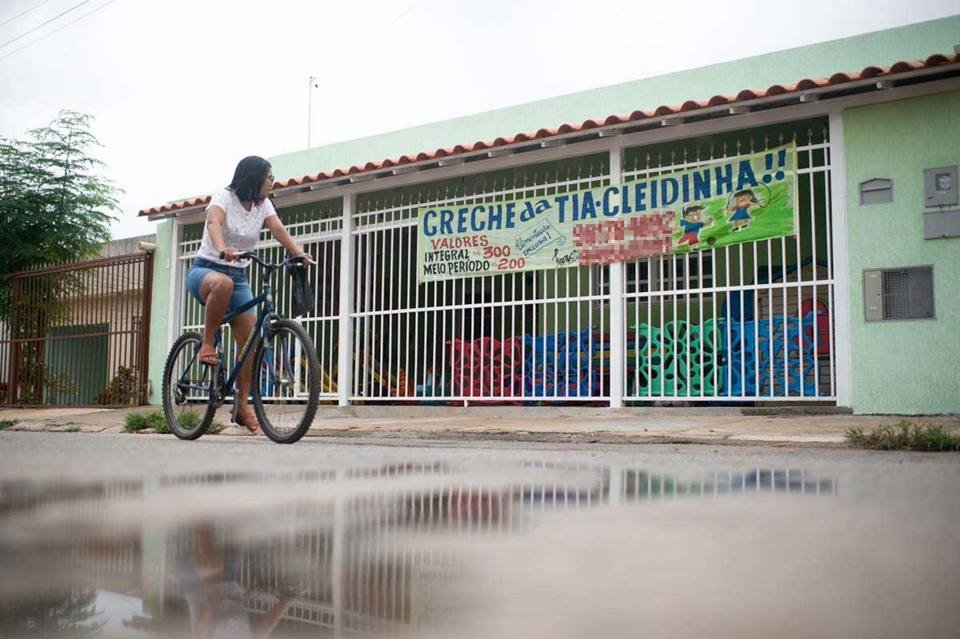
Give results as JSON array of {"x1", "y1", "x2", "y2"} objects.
[
  {"x1": 162, "y1": 332, "x2": 216, "y2": 440},
  {"x1": 252, "y1": 319, "x2": 321, "y2": 444}
]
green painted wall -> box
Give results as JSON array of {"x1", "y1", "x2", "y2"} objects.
[
  {"x1": 843, "y1": 90, "x2": 960, "y2": 414},
  {"x1": 271, "y1": 16, "x2": 960, "y2": 180},
  {"x1": 147, "y1": 218, "x2": 173, "y2": 405}
]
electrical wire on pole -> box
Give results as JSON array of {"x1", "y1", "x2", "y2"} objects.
[{"x1": 307, "y1": 75, "x2": 318, "y2": 148}]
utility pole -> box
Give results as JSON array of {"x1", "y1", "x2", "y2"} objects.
[{"x1": 307, "y1": 75, "x2": 318, "y2": 148}]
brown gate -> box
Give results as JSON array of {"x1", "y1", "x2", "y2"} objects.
[{"x1": 1, "y1": 252, "x2": 154, "y2": 407}]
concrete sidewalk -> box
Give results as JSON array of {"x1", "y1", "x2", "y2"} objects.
[{"x1": 2, "y1": 405, "x2": 958, "y2": 447}]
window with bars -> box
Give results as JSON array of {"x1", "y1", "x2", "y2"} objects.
[{"x1": 597, "y1": 254, "x2": 715, "y2": 299}]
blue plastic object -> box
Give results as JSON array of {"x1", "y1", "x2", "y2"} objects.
[{"x1": 721, "y1": 313, "x2": 817, "y2": 397}]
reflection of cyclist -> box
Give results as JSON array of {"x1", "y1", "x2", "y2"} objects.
[
  {"x1": 174, "y1": 521, "x2": 302, "y2": 639},
  {"x1": 184, "y1": 156, "x2": 315, "y2": 433}
]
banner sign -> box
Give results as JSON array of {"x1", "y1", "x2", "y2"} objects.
[{"x1": 417, "y1": 143, "x2": 797, "y2": 283}]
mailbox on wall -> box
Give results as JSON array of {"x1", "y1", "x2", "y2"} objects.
[{"x1": 859, "y1": 178, "x2": 893, "y2": 205}]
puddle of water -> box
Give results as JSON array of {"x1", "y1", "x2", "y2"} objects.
[{"x1": 0, "y1": 457, "x2": 957, "y2": 638}]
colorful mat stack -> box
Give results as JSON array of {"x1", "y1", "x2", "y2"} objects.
[
  {"x1": 447, "y1": 331, "x2": 602, "y2": 399},
  {"x1": 523, "y1": 330, "x2": 598, "y2": 397},
  {"x1": 447, "y1": 336, "x2": 524, "y2": 398},
  {"x1": 629, "y1": 319, "x2": 725, "y2": 397},
  {"x1": 724, "y1": 314, "x2": 818, "y2": 397},
  {"x1": 630, "y1": 314, "x2": 818, "y2": 398}
]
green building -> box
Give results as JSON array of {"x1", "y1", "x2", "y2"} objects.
[{"x1": 141, "y1": 16, "x2": 960, "y2": 415}]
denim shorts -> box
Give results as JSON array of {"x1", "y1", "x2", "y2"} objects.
[{"x1": 185, "y1": 257, "x2": 255, "y2": 317}]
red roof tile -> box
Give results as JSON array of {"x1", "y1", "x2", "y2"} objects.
[{"x1": 140, "y1": 53, "x2": 960, "y2": 216}]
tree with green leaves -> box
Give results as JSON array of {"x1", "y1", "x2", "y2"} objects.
[
  {"x1": 0, "y1": 110, "x2": 119, "y2": 322},
  {"x1": 1, "y1": 111, "x2": 120, "y2": 402}
]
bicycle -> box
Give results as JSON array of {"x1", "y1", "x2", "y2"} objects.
[{"x1": 162, "y1": 251, "x2": 321, "y2": 443}]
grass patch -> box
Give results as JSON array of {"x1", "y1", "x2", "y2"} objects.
[
  {"x1": 173, "y1": 409, "x2": 201, "y2": 434},
  {"x1": 153, "y1": 412, "x2": 173, "y2": 434},
  {"x1": 63, "y1": 426, "x2": 81, "y2": 433},
  {"x1": 0, "y1": 419, "x2": 16, "y2": 431},
  {"x1": 124, "y1": 411, "x2": 169, "y2": 434},
  {"x1": 846, "y1": 421, "x2": 960, "y2": 451},
  {"x1": 124, "y1": 409, "x2": 223, "y2": 435}
]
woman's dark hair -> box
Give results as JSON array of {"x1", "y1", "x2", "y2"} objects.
[{"x1": 228, "y1": 155, "x2": 271, "y2": 203}]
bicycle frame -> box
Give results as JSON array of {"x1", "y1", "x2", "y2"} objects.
[{"x1": 176, "y1": 277, "x2": 282, "y2": 406}]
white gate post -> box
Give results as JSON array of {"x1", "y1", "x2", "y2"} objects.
[
  {"x1": 607, "y1": 465, "x2": 623, "y2": 505},
  {"x1": 828, "y1": 111, "x2": 853, "y2": 409},
  {"x1": 337, "y1": 195, "x2": 355, "y2": 407},
  {"x1": 331, "y1": 470, "x2": 345, "y2": 638},
  {"x1": 167, "y1": 219, "x2": 183, "y2": 349},
  {"x1": 608, "y1": 146, "x2": 625, "y2": 408}
]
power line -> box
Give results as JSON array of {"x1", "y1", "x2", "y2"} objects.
[
  {"x1": 382, "y1": 1, "x2": 421, "y2": 30},
  {"x1": 0, "y1": 0, "x2": 54, "y2": 29},
  {"x1": 0, "y1": 0, "x2": 95, "y2": 50},
  {"x1": 0, "y1": 0, "x2": 113, "y2": 62}
]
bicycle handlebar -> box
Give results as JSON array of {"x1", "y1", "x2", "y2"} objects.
[{"x1": 218, "y1": 251, "x2": 307, "y2": 270}]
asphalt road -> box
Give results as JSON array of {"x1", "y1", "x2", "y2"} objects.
[
  {"x1": 2, "y1": 431, "x2": 958, "y2": 638},
  {"x1": 1, "y1": 429, "x2": 952, "y2": 480}
]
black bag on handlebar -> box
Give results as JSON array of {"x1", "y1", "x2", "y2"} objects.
[{"x1": 287, "y1": 261, "x2": 315, "y2": 318}]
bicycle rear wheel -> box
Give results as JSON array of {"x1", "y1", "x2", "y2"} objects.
[
  {"x1": 252, "y1": 319, "x2": 320, "y2": 444},
  {"x1": 162, "y1": 332, "x2": 216, "y2": 440}
]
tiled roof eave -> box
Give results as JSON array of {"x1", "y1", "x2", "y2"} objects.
[{"x1": 138, "y1": 54, "x2": 960, "y2": 217}]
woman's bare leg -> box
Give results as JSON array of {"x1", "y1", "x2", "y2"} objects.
[
  {"x1": 198, "y1": 273, "x2": 234, "y2": 362},
  {"x1": 230, "y1": 312, "x2": 259, "y2": 431}
]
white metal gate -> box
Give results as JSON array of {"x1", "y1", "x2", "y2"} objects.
[
  {"x1": 176, "y1": 199, "x2": 342, "y2": 401},
  {"x1": 349, "y1": 157, "x2": 611, "y2": 403},
  {"x1": 171, "y1": 120, "x2": 838, "y2": 407},
  {"x1": 619, "y1": 120, "x2": 836, "y2": 402}
]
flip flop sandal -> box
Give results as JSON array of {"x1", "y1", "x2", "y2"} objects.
[{"x1": 198, "y1": 348, "x2": 220, "y2": 366}]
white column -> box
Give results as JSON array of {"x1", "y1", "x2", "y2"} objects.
[
  {"x1": 607, "y1": 465, "x2": 623, "y2": 505},
  {"x1": 331, "y1": 470, "x2": 345, "y2": 639},
  {"x1": 608, "y1": 146, "x2": 625, "y2": 408},
  {"x1": 167, "y1": 219, "x2": 183, "y2": 347},
  {"x1": 337, "y1": 195, "x2": 355, "y2": 407},
  {"x1": 828, "y1": 111, "x2": 853, "y2": 409}
]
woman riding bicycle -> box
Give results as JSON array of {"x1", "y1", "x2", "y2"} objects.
[{"x1": 185, "y1": 155, "x2": 313, "y2": 434}]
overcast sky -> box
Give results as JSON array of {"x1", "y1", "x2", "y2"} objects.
[{"x1": 1, "y1": 0, "x2": 958, "y2": 240}]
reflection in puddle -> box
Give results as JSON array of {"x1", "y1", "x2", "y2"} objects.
[
  {"x1": 0, "y1": 588, "x2": 104, "y2": 638},
  {"x1": 3, "y1": 457, "x2": 954, "y2": 637}
]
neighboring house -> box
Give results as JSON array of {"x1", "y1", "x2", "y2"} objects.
[
  {"x1": 140, "y1": 16, "x2": 960, "y2": 415},
  {"x1": 1, "y1": 235, "x2": 155, "y2": 406}
]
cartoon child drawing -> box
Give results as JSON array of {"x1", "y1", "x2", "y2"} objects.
[
  {"x1": 727, "y1": 189, "x2": 760, "y2": 231},
  {"x1": 677, "y1": 205, "x2": 711, "y2": 247}
]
